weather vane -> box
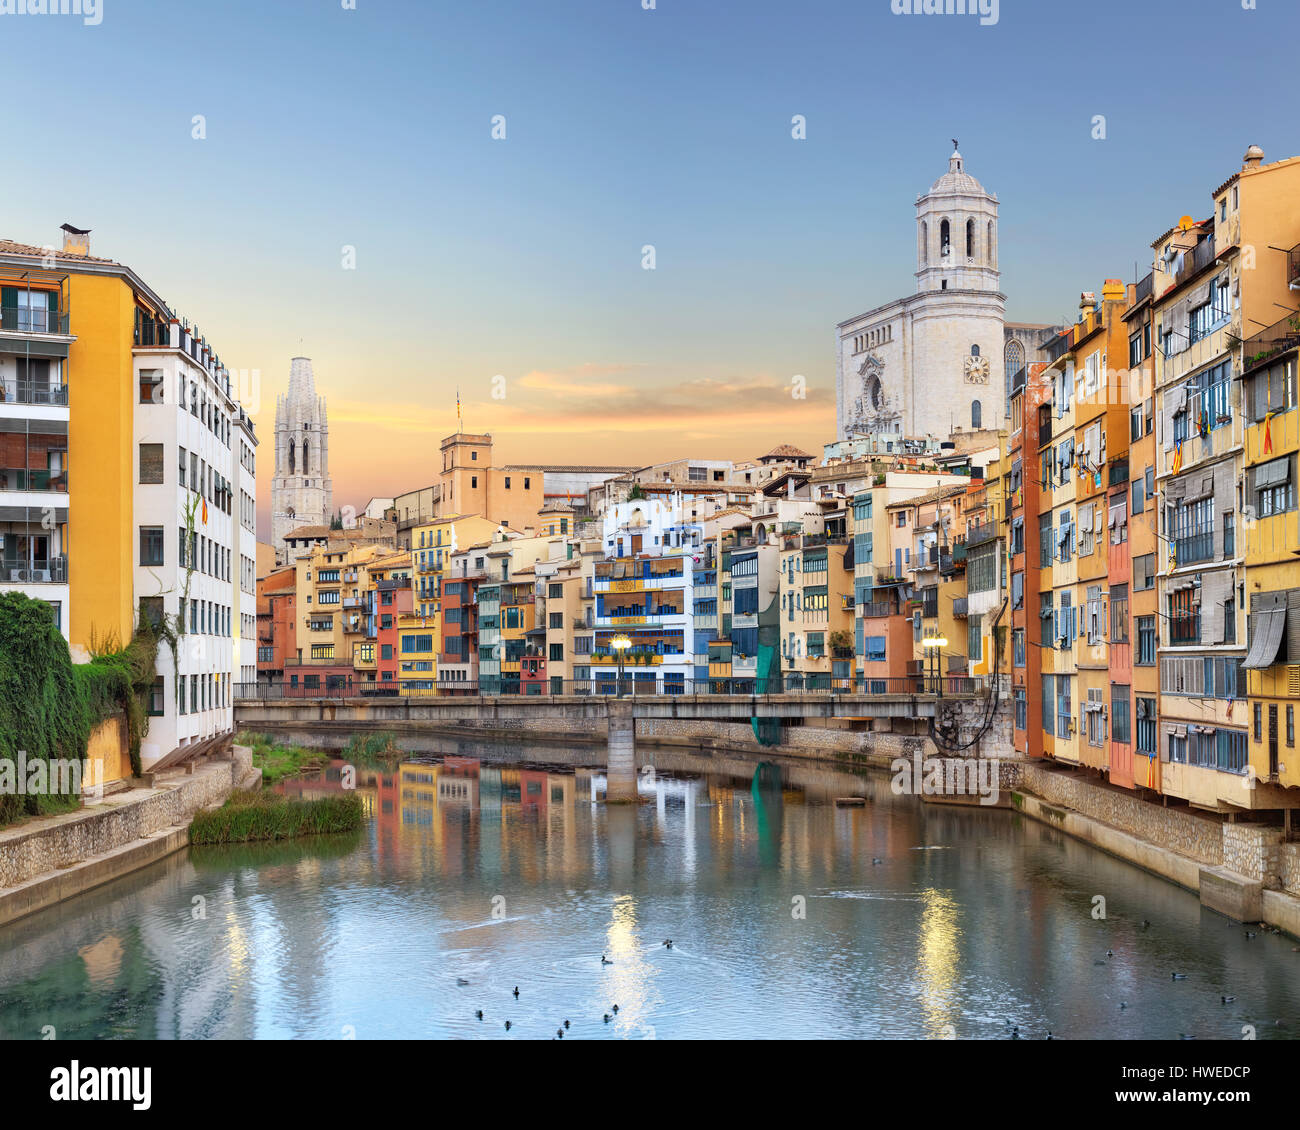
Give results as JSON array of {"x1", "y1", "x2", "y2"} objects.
[{"x1": 952, "y1": 137, "x2": 959, "y2": 151}]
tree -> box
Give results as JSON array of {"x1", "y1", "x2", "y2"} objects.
[
  {"x1": 627, "y1": 484, "x2": 647, "y2": 502},
  {"x1": 330, "y1": 510, "x2": 343, "y2": 530}
]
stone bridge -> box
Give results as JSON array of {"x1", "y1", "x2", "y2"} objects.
[{"x1": 233, "y1": 690, "x2": 986, "y2": 802}]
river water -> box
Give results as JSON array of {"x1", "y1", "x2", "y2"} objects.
[{"x1": 1, "y1": 743, "x2": 1297, "y2": 1040}]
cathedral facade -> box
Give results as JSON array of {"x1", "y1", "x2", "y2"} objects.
[
  {"x1": 271, "y1": 356, "x2": 333, "y2": 560},
  {"x1": 836, "y1": 148, "x2": 1055, "y2": 441}
]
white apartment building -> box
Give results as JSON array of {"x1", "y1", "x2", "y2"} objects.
[{"x1": 134, "y1": 324, "x2": 253, "y2": 766}]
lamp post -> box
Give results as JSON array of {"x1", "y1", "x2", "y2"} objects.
[
  {"x1": 611, "y1": 632, "x2": 631, "y2": 697},
  {"x1": 922, "y1": 635, "x2": 947, "y2": 698}
]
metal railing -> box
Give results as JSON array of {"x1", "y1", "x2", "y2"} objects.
[
  {"x1": 0, "y1": 306, "x2": 69, "y2": 335},
  {"x1": 0, "y1": 380, "x2": 68, "y2": 406},
  {"x1": 235, "y1": 673, "x2": 992, "y2": 701},
  {"x1": 1173, "y1": 531, "x2": 1214, "y2": 566},
  {"x1": 0, "y1": 469, "x2": 67, "y2": 492},
  {"x1": 0, "y1": 554, "x2": 66, "y2": 583},
  {"x1": 1134, "y1": 272, "x2": 1153, "y2": 305},
  {"x1": 1242, "y1": 308, "x2": 1300, "y2": 375},
  {"x1": 965, "y1": 521, "x2": 996, "y2": 548}
]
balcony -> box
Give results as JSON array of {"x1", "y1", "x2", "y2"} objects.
[
  {"x1": 861, "y1": 601, "x2": 896, "y2": 618},
  {"x1": 1108, "y1": 458, "x2": 1129, "y2": 488},
  {"x1": 1289, "y1": 242, "x2": 1300, "y2": 291},
  {"x1": 0, "y1": 554, "x2": 67, "y2": 584},
  {"x1": 1170, "y1": 614, "x2": 1201, "y2": 646},
  {"x1": 1173, "y1": 531, "x2": 1214, "y2": 567},
  {"x1": 0, "y1": 380, "x2": 68, "y2": 407},
  {"x1": 0, "y1": 305, "x2": 70, "y2": 336},
  {"x1": 1242, "y1": 308, "x2": 1300, "y2": 375},
  {"x1": 1174, "y1": 236, "x2": 1218, "y2": 289},
  {"x1": 1134, "y1": 272, "x2": 1153, "y2": 305},
  {"x1": 342, "y1": 596, "x2": 363, "y2": 608},
  {"x1": 952, "y1": 596, "x2": 968, "y2": 618},
  {"x1": 965, "y1": 521, "x2": 996, "y2": 548},
  {"x1": 0, "y1": 468, "x2": 67, "y2": 492}
]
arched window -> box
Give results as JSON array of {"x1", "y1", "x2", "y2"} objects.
[
  {"x1": 971, "y1": 400, "x2": 983, "y2": 429},
  {"x1": 966, "y1": 218, "x2": 975, "y2": 259},
  {"x1": 971, "y1": 344, "x2": 980, "y2": 358},
  {"x1": 940, "y1": 220, "x2": 951, "y2": 257},
  {"x1": 920, "y1": 221, "x2": 928, "y2": 266},
  {"x1": 288, "y1": 439, "x2": 295, "y2": 474},
  {"x1": 1005, "y1": 339, "x2": 1024, "y2": 390},
  {"x1": 987, "y1": 220, "x2": 995, "y2": 266},
  {"x1": 303, "y1": 440, "x2": 310, "y2": 475}
]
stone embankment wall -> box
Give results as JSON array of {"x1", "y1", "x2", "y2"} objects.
[
  {"x1": 1019, "y1": 763, "x2": 1224, "y2": 865},
  {"x1": 0, "y1": 747, "x2": 250, "y2": 890}
]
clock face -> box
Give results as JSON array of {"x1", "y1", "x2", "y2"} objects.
[{"x1": 964, "y1": 356, "x2": 990, "y2": 384}]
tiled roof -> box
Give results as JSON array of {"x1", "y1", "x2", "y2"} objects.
[
  {"x1": 285, "y1": 524, "x2": 330, "y2": 540},
  {"x1": 0, "y1": 238, "x2": 118, "y2": 264},
  {"x1": 761, "y1": 444, "x2": 813, "y2": 459}
]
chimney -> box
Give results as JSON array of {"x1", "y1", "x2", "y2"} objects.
[
  {"x1": 1078, "y1": 291, "x2": 1096, "y2": 321},
  {"x1": 60, "y1": 223, "x2": 91, "y2": 256},
  {"x1": 1243, "y1": 144, "x2": 1264, "y2": 170},
  {"x1": 1102, "y1": 278, "x2": 1126, "y2": 303}
]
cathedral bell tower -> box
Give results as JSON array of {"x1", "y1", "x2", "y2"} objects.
[
  {"x1": 271, "y1": 357, "x2": 333, "y2": 561},
  {"x1": 914, "y1": 147, "x2": 1000, "y2": 295}
]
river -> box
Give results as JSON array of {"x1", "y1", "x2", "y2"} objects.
[{"x1": 1, "y1": 742, "x2": 1296, "y2": 1040}]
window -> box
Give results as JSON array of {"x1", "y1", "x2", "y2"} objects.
[
  {"x1": 136, "y1": 442, "x2": 165, "y2": 485},
  {"x1": 1288, "y1": 705, "x2": 1295, "y2": 747},
  {"x1": 1013, "y1": 628, "x2": 1025, "y2": 667},
  {"x1": 1249, "y1": 454, "x2": 1295, "y2": 518},
  {"x1": 311, "y1": 644, "x2": 334, "y2": 660},
  {"x1": 971, "y1": 400, "x2": 982, "y2": 429},
  {"x1": 1133, "y1": 553, "x2": 1155, "y2": 591},
  {"x1": 139, "y1": 526, "x2": 164, "y2": 566},
  {"x1": 1040, "y1": 591, "x2": 1054, "y2": 646},
  {"x1": 138, "y1": 368, "x2": 163, "y2": 403},
  {"x1": 968, "y1": 613, "x2": 983, "y2": 663},
  {"x1": 1136, "y1": 697, "x2": 1157, "y2": 756},
  {"x1": 1110, "y1": 584, "x2": 1128, "y2": 642},
  {"x1": 1136, "y1": 616, "x2": 1156, "y2": 665},
  {"x1": 1171, "y1": 497, "x2": 1215, "y2": 565},
  {"x1": 1111, "y1": 685, "x2": 1130, "y2": 744},
  {"x1": 1013, "y1": 687, "x2": 1027, "y2": 731},
  {"x1": 549, "y1": 643, "x2": 563, "y2": 662},
  {"x1": 505, "y1": 476, "x2": 511, "y2": 489},
  {"x1": 864, "y1": 636, "x2": 887, "y2": 663}
]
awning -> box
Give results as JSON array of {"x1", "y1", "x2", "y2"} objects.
[
  {"x1": 1255, "y1": 457, "x2": 1290, "y2": 490},
  {"x1": 1244, "y1": 606, "x2": 1286, "y2": 669}
]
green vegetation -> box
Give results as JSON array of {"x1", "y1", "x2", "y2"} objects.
[
  {"x1": 189, "y1": 791, "x2": 363, "y2": 845},
  {"x1": 236, "y1": 731, "x2": 333, "y2": 787},
  {"x1": 343, "y1": 731, "x2": 399, "y2": 760},
  {"x1": 0, "y1": 593, "x2": 158, "y2": 826}
]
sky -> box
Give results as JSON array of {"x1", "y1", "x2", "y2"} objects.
[{"x1": 3, "y1": 0, "x2": 1297, "y2": 532}]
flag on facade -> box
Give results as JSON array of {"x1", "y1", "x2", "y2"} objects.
[
  {"x1": 1264, "y1": 410, "x2": 1274, "y2": 455},
  {"x1": 1171, "y1": 438, "x2": 1183, "y2": 476},
  {"x1": 201, "y1": 498, "x2": 208, "y2": 524}
]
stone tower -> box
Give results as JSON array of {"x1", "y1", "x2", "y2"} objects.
[{"x1": 272, "y1": 357, "x2": 333, "y2": 560}]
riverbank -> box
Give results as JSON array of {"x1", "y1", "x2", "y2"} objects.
[
  {"x1": 1013, "y1": 762, "x2": 1300, "y2": 939},
  {"x1": 0, "y1": 746, "x2": 257, "y2": 929}
]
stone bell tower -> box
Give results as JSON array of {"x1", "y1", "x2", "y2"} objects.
[{"x1": 271, "y1": 357, "x2": 333, "y2": 560}]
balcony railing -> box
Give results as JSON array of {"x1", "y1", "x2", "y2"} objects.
[
  {"x1": 1108, "y1": 458, "x2": 1129, "y2": 488},
  {"x1": 1169, "y1": 614, "x2": 1201, "y2": 645},
  {"x1": 965, "y1": 521, "x2": 996, "y2": 548},
  {"x1": 0, "y1": 469, "x2": 67, "y2": 492},
  {"x1": 952, "y1": 596, "x2": 968, "y2": 618},
  {"x1": 1134, "y1": 272, "x2": 1152, "y2": 305},
  {"x1": 861, "y1": 600, "x2": 896, "y2": 618},
  {"x1": 0, "y1": 381, "x2": 68, "y2": 406},
  {"x1": 1173, "y1": 531, "x2": 1214, "y2": 567},
  {"x1": 1, "y1": 554, "x2": 66, "y2": 583},
  {"x1": 0, "y1": 306, "x2": 69, "y2": 335},
  {"x1": 1242, "y1": 308, "x2": 1300, "y2": 375},
  {"x1": 1175, "y1": 236, "x2": 1217, "y2": 288}
]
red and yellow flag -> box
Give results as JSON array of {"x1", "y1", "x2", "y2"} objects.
[
  {"x1": 1264, "y1": 411, "x2": 1275, "y2": 455},
  {"x1": 1171, "y1": 438, "x2": 1183, "y2": 476},
  {"x1": 201, "y1": 498, "x2": 208, "y2": 524}
]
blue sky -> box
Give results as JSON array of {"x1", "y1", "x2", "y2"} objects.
[{"x1": 4, "y1": 0, "x2": 1296, "y2": 518}]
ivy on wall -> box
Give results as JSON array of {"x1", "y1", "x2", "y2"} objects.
[{"x1": 0, "y1": 593, "x2": 158, "y2": 825}]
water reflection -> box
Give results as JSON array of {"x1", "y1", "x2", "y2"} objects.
[{"x1": 0, "y1": 741, "x2": 1298, "y2": 1041}]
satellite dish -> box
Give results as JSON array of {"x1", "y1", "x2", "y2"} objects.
[{"x1": 1178, "y1": 215, "x2": 1195, "y2": 232}]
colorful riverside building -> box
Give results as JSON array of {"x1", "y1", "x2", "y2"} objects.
[
  {"x1": 1071, "y1": 281, "x2": 1132, "y2": 780},
  {"x1": 1145, "y1": 149, "x2": 1300, "y2": 813},
  {"x1": 591, "y1": 494, "x2": 714, "y2": 694},
  {"x1": 777, "y1": 505, "x2": 853, "y2": 689},
  {"x1": 0, "y1": 230, "x2": 256, "y2": 779},
  {"x1": 1226, "y1": 148, "x2": 1300, "y2": 807},
  {"x1": 1123, "y1": 280, "x2": 1160, "y2": 791},
  {"x1": 1008, "y1": 360, "x2": 1050, "y2": 752}
]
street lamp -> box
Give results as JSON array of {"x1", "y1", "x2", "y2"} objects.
[
  {"x1": 922, "y1": 635, "x2": 948, "y2": 698},
  {"x1": 611, "y1": 633, "x2": 631, "y2": 697}
]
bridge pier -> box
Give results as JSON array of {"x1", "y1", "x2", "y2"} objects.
[{"x1": 605, "y1": 699, "x2": 637, "y2": 803}]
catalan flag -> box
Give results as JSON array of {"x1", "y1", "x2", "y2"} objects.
[
  {"x1": 1264, "y1": 410, "x2": 1275, "y2": 455},
  {"x1": 1171, "y1": 438, "x2": 1184, "y2": 476},
  {"x1": 1198, "y1": 406, "x2": 1208, "y2": 436},
  {"x1": 201, "y1": 498, "x2": 208, "y2": 525}
]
